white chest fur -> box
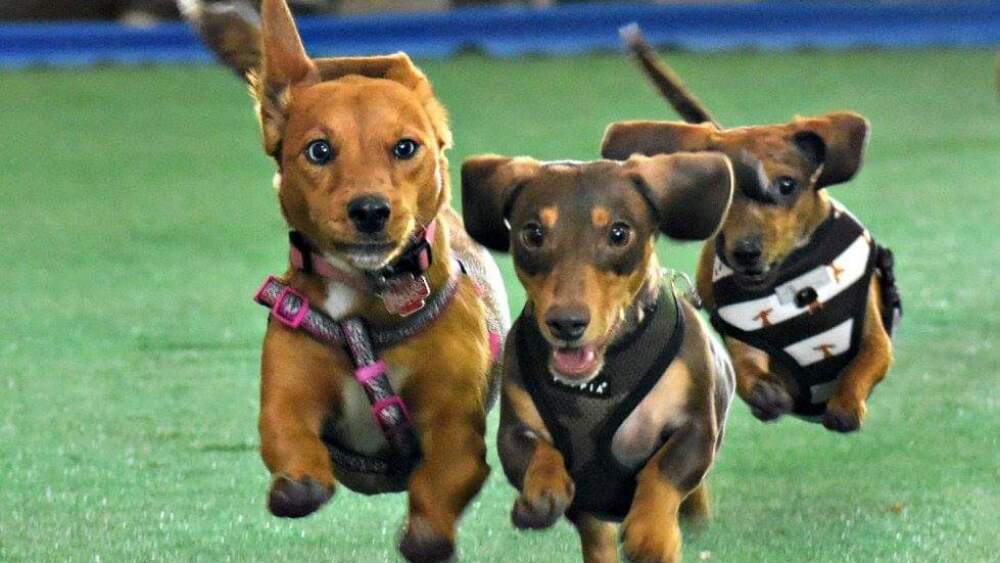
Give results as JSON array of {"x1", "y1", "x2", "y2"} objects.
[
  {"x1": 332, "y1": 363, "x2": 411, "y2": 456},
  {"x1": 321, "y1": 278, "x2": 412, "y2": 456}
]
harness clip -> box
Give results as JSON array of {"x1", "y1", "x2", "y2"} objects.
[
  {"x1": 271, "y1": 285, "x2": 310, "y2": 329},
  {"x1": 664, "y1": 268, "x2": 703, "y2": 309}
]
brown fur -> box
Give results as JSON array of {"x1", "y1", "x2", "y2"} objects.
[
  {"x1": 463, "y1": 154, "x2": 735, "y2": 562},
  {"x1": 186, "y1": 1, "x2": 506, "y2": 560},
  {"x1": 603, "y1": 35, "x2": 892, "y2": 432}
]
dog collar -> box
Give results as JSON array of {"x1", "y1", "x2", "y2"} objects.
[{"x1": 288, "y1": 221, "x2": 437, "y2": 316}]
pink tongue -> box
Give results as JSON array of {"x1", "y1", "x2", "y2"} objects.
[{"x1": 553, "y1": 345, "x2": 597, "y2": 375}]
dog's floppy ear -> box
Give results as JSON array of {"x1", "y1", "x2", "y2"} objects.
[
  {"x1": 623, "y1": 153, "x2": 734, "y2": 241},
  {"x1": 312, "y1": 53, "x2": 452, "y2": 150},
  {"x1": 601, "y1": 121, "x2": 717, "y2": 160},
  {"x1": 253, "y1": 0, "x2": 317, "y2": 157},
  {"x1": 461, "y1": 155, "x2": 541, "y2": 252},
  {"x1": 793, "y1": 111, "x2": 870, "y2": 188}
]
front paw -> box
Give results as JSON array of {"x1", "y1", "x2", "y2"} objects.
[
  {"x1": 822, "y1": 397, "x2": 866, "y2": 433},
  {"x1": 267, "y1": 474, "x2": 333, "y2": 518},
  {"x1": 399, "y1": 514, "x2": 454, "y2": 563},
  {"x1": 622, "y1": 513, "x2": 681, "y2": 563},
  {"x1": 511, "y1": 467, "x2": 575, "y2": 529},
  {"x1": 746, "y1": 379, "x2": 793, "y2": 422}
]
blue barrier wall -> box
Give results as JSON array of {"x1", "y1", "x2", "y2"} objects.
[{"x1": 2, "y1": 1, "x2": 1000, "y2": 69}]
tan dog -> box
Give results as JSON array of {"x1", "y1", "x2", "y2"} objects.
[
  {"x1": 462, "y1": 153, "x2": 736, "y2": 563},
  {"x1": 601, "y1": 27, "x2": 901, "y2": 432},
  {"x1": 182, "y1": 1, "x2": 508, "y2": 560}
]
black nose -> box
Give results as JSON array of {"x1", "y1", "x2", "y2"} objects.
[
  {"x1": 732, "y1": 237, "x2": 764, "y2": 270},
  {"x1": 545, "y1": 307, "x2": 590, "y2": 342},
  {"x1": 347, "y1": 196, "x2": 391, "y2": 234}
]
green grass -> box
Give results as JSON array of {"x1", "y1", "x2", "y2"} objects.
[{"x1": 2, "y1": 49, "x2": 999, "y2": 562}]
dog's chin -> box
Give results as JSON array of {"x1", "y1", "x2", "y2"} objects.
[
  {"x1": 344, "y1": 248, "x2": 394, "y2": 271},
  {"x1": 330, "y1": 241, "x2": 402, "y2": 271},
  {"x1": 548, "y1": 343, "x2": 605, "y2": 386},
  {"x1": 732, "y1": 267, "x2": 779, "y2": 290}
]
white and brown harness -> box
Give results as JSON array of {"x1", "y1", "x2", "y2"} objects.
[{"x1": 710, "y1": 203, "x2": 902, "y2": 418}]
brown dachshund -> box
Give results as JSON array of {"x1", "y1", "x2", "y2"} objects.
[
  {"x1": 182, "y1": 1, "x2": 508, "y2": 560},
  {"x1": 462, "y1": 153, "x2": 736, "y2": 563},
  {"x1": 601, "y1": 26, "x2": 901, "y2": 433}
]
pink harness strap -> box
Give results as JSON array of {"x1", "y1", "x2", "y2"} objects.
[{"x1": 256, "y1": 220, "x2": 503, "y2": 475}]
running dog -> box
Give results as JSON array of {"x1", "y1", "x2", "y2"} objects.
[
  {"x1": 181, "y1": 1, "x2": 508, "y2": 560},
  {"x1": 462, "y1": 152, "x2": 736, "y2": 562},
  {"x1": 601, "y1": 26, "x2": 901, "y2": 432}
]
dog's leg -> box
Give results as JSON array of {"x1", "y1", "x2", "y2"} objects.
[
  {"x1": 823, "y1": 279, "x2": 893, "y2": 433},
  {"x1": 258, "y1": 326, "x2": 341, "y2": 518},
  {"x1": 678, "y1": 482, "x2": 710, "y2": 522},
  {"x1": 568, "y1": 510, "x2": 618, "y2": 563},
  {"x1": 399, "y1": 384, "x2": 490, "y2": 563},
  {"x1": 497, "y1": 382, "x2": 575, "y2": 530},
  {"x1": 511, "y1": 437, "x2": 575, "y2": 530},
  {"x1": 621, "y1": 422, "x2": 716, "y2": 563},
  {"x1": 727, "y1": 338, "x2": 794, "y2": 422},
  {"x1": 700, "y1": 245, "x2": 792, "y2": 421},
  {"x1": 694, "y1": 243, "x2": 718, "y2": 311}
]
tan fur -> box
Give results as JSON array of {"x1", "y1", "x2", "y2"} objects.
[
  {"x1": 192, "y1": 2, "x2": 506, "y2": 560},
  {"x1": 569, "y1": 511, "x2": 619, "y2": 563},
  {"x1": 540, "y1": 206, "x2": 559, "y2": 228},
  {"x1": 592, "y1": 206, "x2": 611, "y2": 227}
]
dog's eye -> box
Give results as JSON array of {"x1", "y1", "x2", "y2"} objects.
[
  {"x1": 304, "y1": 140, "x2": 332, "y2": 165},
  {"x1": 520, "y1": 223, "x2": 545, "y2": 248},
  {"x1": 608, "y1": 222, "x2": 631, "y2": 247},
  {"x1": 392, "y1": 138, "x2": 420, "y2": 160},
  {"x1": 774, "y1": 177, "x2": 798, "y2": 197}
]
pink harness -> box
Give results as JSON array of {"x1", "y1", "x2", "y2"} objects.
[{"x1": 254, "y1": 223, "x2": 499, "y2": 476}]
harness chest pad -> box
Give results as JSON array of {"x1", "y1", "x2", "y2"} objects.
[
  {"x1": 513, "y1": 288, "x2": 685, "y2": 521},
  {"x1": 710, "y1": 204, "x2": 902, "y2": 418}
]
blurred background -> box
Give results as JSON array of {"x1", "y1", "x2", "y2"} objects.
[
  {"x1": 1, "y1": 1, "x2": 741, "y2": 25},
  {"x1": 2, "y1": 1, "x2": 998, "y2": 562},
  {"x1": 0, "y1": 0, "x2": 978, "y2": 24}
]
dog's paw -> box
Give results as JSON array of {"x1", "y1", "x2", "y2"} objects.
[
  {"x1": 621, "y1": 514, "x2": 681, "y2": 563},
  {"x1": 822, "y1": 397, "x2": 866, "y2": 433},
  {"x1": 746, "y1": 379, "x2": 793, "y2": 422},
  {"x1": 399, "y1": 515, "x2": 454, "y2": 563},
  {"x1": 267, "y1": 475, "x2": 333, "y2": 518},
  {"x1": 511, "y1": 467, "x2": 575, "y2": 529}
]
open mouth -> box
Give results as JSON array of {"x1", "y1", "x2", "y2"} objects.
[
  {"x1": 335, "y1": 241, "x2": 398, "y2": 270},
  {"x1": 549, "y1": 343, "x2": 603, "y2": 383},
  {"x1": 733, "y1": 266, "x2": 777, "y2": 289}
]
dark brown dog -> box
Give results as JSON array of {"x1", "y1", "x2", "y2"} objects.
[
  {"x1": 183, "y1": 1, "x2": 508, "y2": 560},
  {"x1": 601, "y1": 27, "x2": 900, "y2": 433},
  {"x1": 462, "y1": 153, "x2": 736, "y2": 563}
]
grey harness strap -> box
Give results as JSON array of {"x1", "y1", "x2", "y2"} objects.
[{"x1": 254, "y1": 272, "x2": 461, "y2": 351}]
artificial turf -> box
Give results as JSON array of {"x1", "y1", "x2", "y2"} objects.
[{"x1": 1, "y1": 49, "x2": 998, "y2": 562}]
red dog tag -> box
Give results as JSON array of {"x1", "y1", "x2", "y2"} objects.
[{"x1": 380, "y1": 274, "x2": 431, "y2": 317}]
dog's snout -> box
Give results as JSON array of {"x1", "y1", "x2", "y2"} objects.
[
  {"x1": 347, "y1": 195, "x2": 391, "y2": 234},
  {"x1": 732, "y1": 237, "x2": 764, "y2": 270},
  {"x1": 545, "y1": 306, "x2": 591, "y2": 342}
]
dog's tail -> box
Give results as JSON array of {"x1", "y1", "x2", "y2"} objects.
[
  {"x1": 620, "y1": 23, "x2": 719, "y2": 127},
  {"x1": 178, "y1": 0, "x2": 261, "y2": 80}
]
